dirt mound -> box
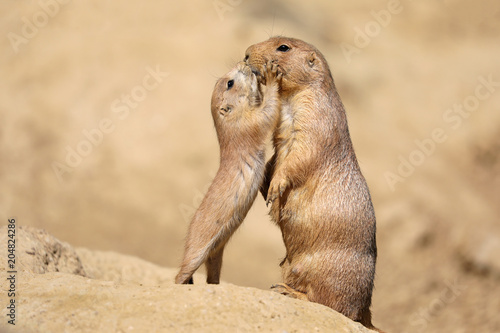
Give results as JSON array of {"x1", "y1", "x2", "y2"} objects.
[{"x1": 0, "y1": 226, "x2": 373, "y2": 333}]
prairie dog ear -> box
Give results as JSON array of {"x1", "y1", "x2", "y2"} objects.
[{"x1": 307, "y1": 52, "x2": 316, "y2": 67}]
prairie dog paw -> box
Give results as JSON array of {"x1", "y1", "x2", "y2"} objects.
[
  {"x1": 270, "y1": 283, "x2": 308, "y2": 300},
  {"x1": 266, "y1": 174, "x2": 290, "y2": 206},
  {"x1": 262, "y1": 61, "x2": 282, "y2": 85},
  {"x1": 175, "y1": 272, "x2": 194, "y2": 284}
]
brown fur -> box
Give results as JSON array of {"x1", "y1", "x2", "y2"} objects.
[
  {"x1": 245, "y1": 37, "x2": 380, "y2": 331},
  {"x1": 175, "y1": 62, "x2": 282, "y2": 284}
]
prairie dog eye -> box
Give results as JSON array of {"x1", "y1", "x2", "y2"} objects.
[
  {"x1": 227, "y1": 79, "x2": 234, "y2": 90},
  {"x1": 276, "y1": 44, "x2": 290, "y2": 52}
]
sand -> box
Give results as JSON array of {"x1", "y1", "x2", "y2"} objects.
[{"x1": 0, "y1": 226, "x2": 372, "y2": 332}]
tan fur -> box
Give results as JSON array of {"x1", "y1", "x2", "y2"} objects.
[
  {"x1": 245, "y1": 37, "x2": 380, "y2": 331},
  {"x1": 175, "y1": 62, "x2": 281, "y2": 285}
]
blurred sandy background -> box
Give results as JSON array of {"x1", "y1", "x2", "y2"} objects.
[{"x1": 1, "y1": 0, "x2": 499, "y2": 332}]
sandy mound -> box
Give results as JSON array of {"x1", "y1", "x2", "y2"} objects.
[{"x1": 0, "y1": 226, "x2": 373, "y2": 333}]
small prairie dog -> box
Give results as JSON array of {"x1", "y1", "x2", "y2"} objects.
[
  {"x1": 245, "y1": 37, "x2": 380, "y2": 331},
  {"x1": 175, "y1": 61, "x2": 281, "y2": 284}
]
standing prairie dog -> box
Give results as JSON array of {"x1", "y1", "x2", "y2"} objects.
[
  {"x1": 175, "y1": 61, "x2": 282, "y2": 284},
  {"x1": 245, "y1": 37, "x2": 380, "y2": 331}
]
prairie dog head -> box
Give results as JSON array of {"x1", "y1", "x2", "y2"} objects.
[
  {"x1": 210, "y1": 62, "x2": 263, "y2": 145},
  {"x1": 244, "y1": 37, "x2": 332, "y2": 94},
  {"x1": 211, "y1": 62, "x2": 261, "y2": 118}
]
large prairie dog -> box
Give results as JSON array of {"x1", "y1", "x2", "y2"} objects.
[
  {"x1": 175, "y1": 62, "x2": 281, "y2": 284},
  {"x1": 245, "y1": 37, "x2": 379, "y2": 330}
]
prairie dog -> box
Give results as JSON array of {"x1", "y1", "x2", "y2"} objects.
[
  {"x1": 175, "y1": 62, "x2": 281, "y2": 284},
  {"x1": 245, "y1": 37, "x2": 380, "y2": 330}
]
